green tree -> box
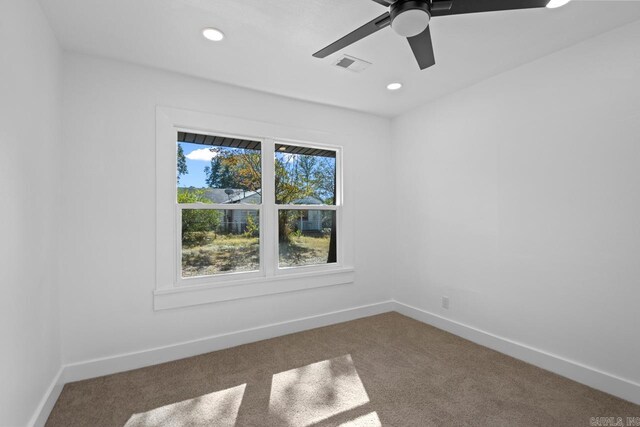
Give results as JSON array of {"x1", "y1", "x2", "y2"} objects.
[
  {"x1": 275, "y1": 156, "x2": 301, "y2": 204},
  {"x1": 244, "y1": 213, "x2": 259, "y2": 238},
  {"x1": 275, "y1": 153, "x2": 332, "y2": 241},
  {"x1": 177, "y1": 144, "x2": 188, "y2": 184},
  {"x1": 204, "y1": 148, "x2": 261, "y2": 193},
  {"x1": 313, "y1": 157, "x2": 337, "y2": 204},
  {"x1": 204, "y1": 156, "x2": 223, "y2": 188},
  {"x1": 275, "y1": 153, "x2": 335, "y2": 204},
  {"x1": 178, "y1": 189, "x2": 221, "y2": 246}
]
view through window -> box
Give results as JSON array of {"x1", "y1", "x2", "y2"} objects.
[
  {"x1": 275, "y1": 143, "x2": 337, "y2": 268},
  {"x1": 177, "y1": 132, "x2": 339, "y2": 281},
  {"x1": 177, "y1": 133, "x2": 261, "y2": 278}
]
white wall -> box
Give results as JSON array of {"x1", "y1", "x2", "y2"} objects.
[
  {"x1": 60, "y1": 53, "x2": 393, "y2": 366},
  {"x1": 0, "y1": 1, "x2": 62, "y2": 425},
  {"x1": 392, "y1": 20, "x2": 640, "y2": 386}
]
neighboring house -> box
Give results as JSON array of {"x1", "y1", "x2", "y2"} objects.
[
  {"x1": 179, "y1": 188, "x2": 325, "y2": 233},
  {"x1": 179, "y1": 187, "x2": 261, "y2": 204},
  {"x1": 179, "y1": 187, "x2": 260, "y2": 233},
  {"x1": 288, "y1": 196, "x2": 324, "y2": 232},
  {"x1": 227, "y1": 192, "x2": 325, "y2": 233}
]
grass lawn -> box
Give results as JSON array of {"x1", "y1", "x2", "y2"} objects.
[
  {"x1": 279, "y1": 235, "x2": 331, "y2": 268},
  {"x1": 182, "y1": 234, "x2": 259, "y2": 277},
  {"x1": 182, "y1": 233, "x2": 331, "y2": 277}
]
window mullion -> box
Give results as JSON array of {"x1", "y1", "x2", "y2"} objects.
[{"x1": 263, "y1": 139, "x2": 277, "y2": 277}]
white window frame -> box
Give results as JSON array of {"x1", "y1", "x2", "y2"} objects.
[
  {"x1": 155, "y1": 106, "x2": 354, "y2": 310},
  {"x1": 176, "y1": 130, "x2": 266, "y2": 288},
  {"x1": 273, "y1": 139, "x2": 343, "y2": 277}
]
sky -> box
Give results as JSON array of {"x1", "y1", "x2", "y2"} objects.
[{"x1": 178, "y1": 142, "x2": 217, "y2": 188}]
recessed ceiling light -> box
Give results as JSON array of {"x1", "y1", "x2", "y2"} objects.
[
  {"x1": 202, "y1": 28, "x2": 225, "y2": 42},
  {"x1": 387, "y1": 82, "x2": 403, "y2": 91},
  {"x1": 546, "y1": 0, "x2": 571, "y2": 9}
]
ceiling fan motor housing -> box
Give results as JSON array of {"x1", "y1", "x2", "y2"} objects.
[{"x1": 390, "y1": 0, "x2": 432, "y2": 38}]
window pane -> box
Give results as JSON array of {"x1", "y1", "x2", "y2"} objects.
[
  {"x1": 279, "y1": 210, "x2": 336, "y2": 268},
  {"x1": 177, "y1": 134, "x2": 261, "y2": 205},
  {"x1": 182, "y1": 209, "x2": 260, "y2": 278},
  {"x1": 275, "y1": 144, "x2": 336, "y2": 205}
]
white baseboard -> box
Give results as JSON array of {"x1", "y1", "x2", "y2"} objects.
[
  {"x1": 62, "y1": 300, "x2": 395, "y2": 384},
  {"x1": 30, "y1": 298, "x2": 639, "y2": 425},
  {"x1": 393, "y1": 300, "x2": 640, "y2": 405},
  {"x1": 27, "y1": 367, "x2": 64, "y2": 427},
  {"x1": 29, "y1": 300, "x2": 393, "y2": 425}
]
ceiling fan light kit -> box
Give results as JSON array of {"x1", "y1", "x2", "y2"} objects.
[
  {"x1": 313, "y1": 0, "x2": 569, "y2": 71},
  {"x1": 390, "y1": 0, "x2": 431, "y2": 37}
]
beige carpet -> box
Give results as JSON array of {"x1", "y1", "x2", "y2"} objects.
[{"x1": 46, "y1": 312, "x2": 639, "y2": 426}]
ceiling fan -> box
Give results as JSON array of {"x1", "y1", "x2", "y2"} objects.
[{"x1": 313, "y1": 0, "x2": 552, "y2": 70}]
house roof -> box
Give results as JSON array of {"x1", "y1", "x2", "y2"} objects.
[
  {"x1": 292, "y1": 196, "x2": 324, "y2": 205},
  {"x1": 275, "y1": 144, "x2": 335, "y2": 159},
  {"x1": 179, "y1": 187, "x2": 260, "y2": 204},
  {"x1": 179, "y1": 187, "x2": 324, "y2": 205},
  {"x1": 178, "y1": 132, "x2": 261, "y2": 151},
  {"x1": 178, "y1": 131, "x2": 335, "y2": 159}
]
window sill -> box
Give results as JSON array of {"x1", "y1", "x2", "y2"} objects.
[{"x1": 153, "y1": 267, "x2": 355, "y2": 311}]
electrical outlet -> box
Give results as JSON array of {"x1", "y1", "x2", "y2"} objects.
[{"x1": 442, "y1": 296, "x2": 450, "y2": 309}]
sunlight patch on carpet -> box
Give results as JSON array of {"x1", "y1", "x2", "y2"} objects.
[
  {"x1": 339, "y1": 411, "x2": 382, "y2": 427},
  {"x1": 269, "y1": 354, "x2": 370, "y2": 427},
  {"x1": 124, "y1": 384, "x2": 246, "y2": 427}
]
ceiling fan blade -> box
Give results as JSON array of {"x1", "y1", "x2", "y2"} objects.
[
  {"x1": 431, "y1": 0, "x2": 549, "y2": 17},
  {"x1": 407, "y1": 26, "x2": 436, "y2": 70},
  {"x1": 313, "y1": 12, "x2": 391, "y2": 58},
  {"x1": 370, "y1": 0, "x2": 393, "y2": 5}
]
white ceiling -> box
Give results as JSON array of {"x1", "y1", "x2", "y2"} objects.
[{"x1": 39, "y1": 0, "x2": 640, "y2": 117}]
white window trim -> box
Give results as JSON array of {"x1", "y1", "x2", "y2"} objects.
[{"x1": 154, "y1": 106, "x2": 355, "y2": 310}]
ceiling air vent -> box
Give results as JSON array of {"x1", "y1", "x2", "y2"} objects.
[{"x1": 333, "y1": 55, "x2": 371, "y2": 73}]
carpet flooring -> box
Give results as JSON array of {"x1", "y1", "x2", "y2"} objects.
[{"x1": 46, "y1": 312, "x2": 639, "y2": 426}]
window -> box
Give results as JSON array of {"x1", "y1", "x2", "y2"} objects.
[
  {"x1": 155, "y1": 107, "x2": 353, "y2": 310},
  {"x1": 175, "y1": 132, "x2": 341, "y2": 284},
  {"x1": 275, "y1": 143, "x2": 337, "y2": 269},
  {"x1": 177, "y1": 132, "x2": 263, "y2": 280}
]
